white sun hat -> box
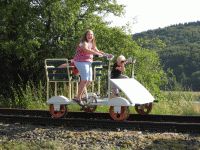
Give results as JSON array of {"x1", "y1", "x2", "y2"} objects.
[{"x1": 117, "y1": 55, "x2": 126, "y2": 63}]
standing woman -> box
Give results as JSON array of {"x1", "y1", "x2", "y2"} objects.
[{"x1": 73, "y1": 30, "x2": 105, "y2": 105}]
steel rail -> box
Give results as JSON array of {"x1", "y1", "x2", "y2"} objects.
[
  {"x1": 0, "y1": 114, "x2": 200, "y2": 133},
  {"x1": 0, "y1": 108, "x2": 199, "y2": 123},
  {"x1": 0, "y1": 108, "x2": 200, "y2": 133}
]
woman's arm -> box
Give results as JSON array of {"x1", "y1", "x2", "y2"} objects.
[{"x1": 93, "y1": 47, "x2": 105, "y2": 55}]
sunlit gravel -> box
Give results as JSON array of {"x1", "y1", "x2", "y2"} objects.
[{"x1": 0, "y1": 123, "x2": 200, "y2": 150}]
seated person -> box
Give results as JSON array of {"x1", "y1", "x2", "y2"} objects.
[
  {"x1": 58, "y1": 59, "x2": 79, "y2": 76},
  {"x1": 111, "y1": 55, "x2": 128, "y2": 96}
]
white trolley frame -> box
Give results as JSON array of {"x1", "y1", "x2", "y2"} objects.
[{"x1": 45, "y1": 56, "x2": 155, "y2": 121}]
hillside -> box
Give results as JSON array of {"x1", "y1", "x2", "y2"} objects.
[{"x1": 133, "y1": 21, "x2": 200, "y2": 91}]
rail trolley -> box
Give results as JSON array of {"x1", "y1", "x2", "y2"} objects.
[{"x1": 45, "y1": 55, "x2": 155, "y2": 121}]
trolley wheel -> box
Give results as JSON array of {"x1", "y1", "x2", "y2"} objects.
[
  {"x1": 109, "y1": 106, "x2": 130, "y2": 121},
  {"x1": 81, "y1": 96, "x2": 97, "y2": 113},
  {"x1": 135, "y1": 103, "x2": 153, "y2": 115},
  {"x1": 49, "y1": 104, "x2": 67, "y2": 118}
]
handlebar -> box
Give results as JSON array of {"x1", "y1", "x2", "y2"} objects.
[
  {"x1": 94, "y1": 53, "x2": 114, "y2": 60},
  {"x1": 103, "y1": 53, "x2": 114, "y2": 60}
]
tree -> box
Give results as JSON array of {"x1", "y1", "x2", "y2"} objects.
[
  {"x1": 133, "y1": 21, "x2": 200, "y2": 91},
  {"x1": 0, "y1": 0, "x2": 166, "y2": 102},
  {"x1": 191, "y1": 71, "x2": 200, "y2": 90},
  {"x1": 0, "y1": 0, "x2": 123, "y2": 97}
]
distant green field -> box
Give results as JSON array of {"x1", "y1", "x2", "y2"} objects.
[
  {"x1": 150, "y1": 91, "x2": 200, "y2": 115},
  {"x1": 162, "y1": 91, "x2": 200, "y2": 101}
]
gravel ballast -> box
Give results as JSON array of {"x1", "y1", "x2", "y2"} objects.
[{"x1": 0, "y1": 122, "x2": 200, "y2": 150}]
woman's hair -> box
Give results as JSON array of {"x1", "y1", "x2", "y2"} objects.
[{"x1": 80, "y1": 29, "x2": 96, "y2": 48}]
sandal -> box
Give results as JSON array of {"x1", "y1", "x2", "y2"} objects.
[{"x1": 72, "y1": 98, "x2": 84, "y2": 106}]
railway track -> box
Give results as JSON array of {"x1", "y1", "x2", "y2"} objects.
[{"x1": 0, "y1": 108, "x2": 200, "y2": 133}]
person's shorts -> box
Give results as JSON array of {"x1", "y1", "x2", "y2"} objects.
[{"x1": 74, "y1": 61, "x2": 92, "y2": 81}]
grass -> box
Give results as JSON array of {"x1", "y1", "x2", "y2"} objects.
[
  {"x1": 67, "y1": 91, "x2": 200, "y2": 115},
  {"x1": 151, "y1": 91, "x2": 200, "y2": 115},
  {"x1": 1, "y1": 81, "x2": 200, "y2": 115},
  {"x1": 1, "y1": 87, "x2": 200, "y2": 150},
  {"x1": 0, "y1": 140, "x2": 64, "y2": 150}
]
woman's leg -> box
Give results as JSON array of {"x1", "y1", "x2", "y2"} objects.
[
  {"x1": 77, "y1": 80, "x2": 87, "y2": 100},
  {"x1": 74, "y1": 62, "x2": 91, "y2": 101},
  {"x1": 80, "y1": 63, "x2": 92, "y2": 99},
  {"x1": 80, "y1": 81, "x2": 91, "y2": 99}
]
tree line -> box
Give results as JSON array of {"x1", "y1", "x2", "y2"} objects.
[{"x1": 133, "y1": 21, "x2": 200, "y2": 91}]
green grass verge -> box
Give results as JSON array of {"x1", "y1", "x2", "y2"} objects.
[{"x1": 1, "y1": 81, "x2": 200, "y2": 115}]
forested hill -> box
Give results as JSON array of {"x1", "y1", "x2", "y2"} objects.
[{"x1": 133, "y1": 21, "x2": 200, "y2": 90}]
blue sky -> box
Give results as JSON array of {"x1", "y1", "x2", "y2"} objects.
[{"x1": 106, "y1": 0, "x2": 200, "y2": 33}]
